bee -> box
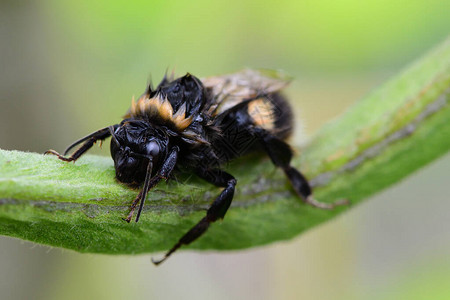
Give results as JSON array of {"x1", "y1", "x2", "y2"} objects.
[{"x1": 45, "y1": 69, "x2": 346, "y2": 265}]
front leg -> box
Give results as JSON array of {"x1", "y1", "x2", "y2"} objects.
[
  {"x1": 152, "y1": 168, "x2": 236, "y2": 265},
  {"x1": 44, "y1": 126, "x2": 113, "y2": 162}
]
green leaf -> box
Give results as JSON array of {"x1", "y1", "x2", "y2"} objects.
[{"x1": 0, "y1": 38, "x2": 449, "y2": 255}]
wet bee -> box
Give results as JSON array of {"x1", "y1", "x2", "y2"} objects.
[{"x1": 45, "y1": 69, "x2": 346, "y2": 265}]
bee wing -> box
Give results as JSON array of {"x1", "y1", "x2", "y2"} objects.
[{"x1": 201, "y1": 69, "x2": 292, "y2": 115}]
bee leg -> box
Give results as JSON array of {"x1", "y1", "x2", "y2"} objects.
[
  {"x1": 124, "y1": 146, "x2": 179, "y2": 223},
  {"x1": 254, "y1": 128, "x2": 348, "y2": 209},
  {"x1": 123, "y1": 186, "x2": 147, "y2": 223},
  {"x1": 44, "y1": 127, "x2": 112, "y2": 162},
  {"x1": 151, "y1": 169, "x2": 236, "y2": 265}
]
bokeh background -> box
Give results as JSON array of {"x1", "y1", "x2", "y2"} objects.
[{"x1": 1, "y1": 1, "x2": 449, "y2": 299}]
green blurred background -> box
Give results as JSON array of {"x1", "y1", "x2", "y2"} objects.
[{"x1": 1, "y1": 1, "x2": 449, "y2": 299}]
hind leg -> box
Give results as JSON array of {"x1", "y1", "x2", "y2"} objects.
[{"x1": 254, "y1": 128, "x2": 348, "y2": 209}]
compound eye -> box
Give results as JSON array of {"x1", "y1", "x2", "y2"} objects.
[{"x1": 146, "y1": 141, "x2": 160, "y2": 158}]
